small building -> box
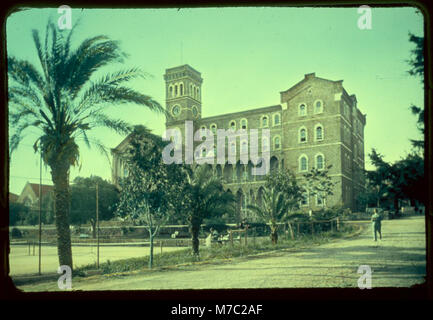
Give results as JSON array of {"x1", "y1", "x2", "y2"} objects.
[{"x1": 17, "y1": 182, "x2": 54, "y2": 210}]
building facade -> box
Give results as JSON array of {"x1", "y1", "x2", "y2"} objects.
[{"x1": 112, "y1": 64, "x2": 366, "y2": 220}]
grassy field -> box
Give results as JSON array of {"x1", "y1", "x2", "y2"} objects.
[{"x1": 9, "y1": 243, "x2": 185, "y2": 276}]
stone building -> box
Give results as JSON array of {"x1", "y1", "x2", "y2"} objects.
[{"x1": 112, "y1": 64, "x2": 366, "y2": 220}]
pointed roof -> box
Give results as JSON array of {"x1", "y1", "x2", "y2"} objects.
[{"x1": 26, "y1": 182, "x2": 54, "y2": 198}]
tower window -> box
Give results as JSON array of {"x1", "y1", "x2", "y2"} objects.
[
  {"x1": 192, "y1": 106, "x2": 198, "y2": 117},
  {"x1": 241, "y1": 140, "x2": 248, "y2": 154},
  {"x1": 262, "y1": 137, "x2": 269, "y2": 152},
  {"x1": 230, "y1": 142, "x2": 236, "y2": 154},
  {"x1": 180, "y1": 83, "x2": 184, "y2": 96},
  {"x1": 169, "y1": 86, "x2": 173, "y2": 98},
  {"x1": 172, "y1": 105, "x2": 180, "y2": 116},
  {"x1": 175, "y1": 85, "x2": 178, "y2": 96}
]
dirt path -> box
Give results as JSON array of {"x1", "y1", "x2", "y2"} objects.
[{"x1": 19, "y1": 216, "x2": 426, "y2": 291}]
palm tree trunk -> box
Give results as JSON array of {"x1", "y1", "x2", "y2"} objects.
[
  {"x1": 51, "y1": 163, "x2": 73, "y2": 270},
  {"x1": 270, "y1": 225, "x2": 278, "y2": 244}
]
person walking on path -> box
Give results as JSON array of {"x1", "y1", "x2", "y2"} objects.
[{"x1": 371, "y1": 208, "x2": 383, "y2": 242}]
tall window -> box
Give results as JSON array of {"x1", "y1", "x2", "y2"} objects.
[
  {"x1": 314, "y1": 100, "x2": 323, "y2": 114},
  {"x1": 262, "y1": 116, "x2": 268, "y2": 127},
  {"x1": 175, "y1": 85, "x2": 178, "y2": 96},
  {"x1": 315, "y1": 125, "x2": 323, "y2": 141},
  {"x1": 230, "y1": 121, "x2": 236, "y2": 130},
  {"x1": 316, "y1": 154, "x2": 324, "y2": 170},
  {"x1": 299, "y1": 103, "x2": 307, "y2": 116},
  {"x1": 299, "y1": 155, "x2": 308, "y2": 172},
  {"x1": 210, "y1": 124, "x2": 217, "y2": 134},
  {"x1": 274, "y1": 136, "x2": 281, "y2": 150},
  {"x1": 316, "y1": 195, "x2": 324, "y2": 206},
  {"x1": 180, "y1": 83, "x2": 183, "y2": 96},
  {"x1": 169, "y1": 86, "x2": 173, "y2": 98},
  {"x1": 273, "y1": 113, "x2": 281, "y2": 126},
  {"x1": 299, "y1": 127, "x2": 307, "y2": 143}
]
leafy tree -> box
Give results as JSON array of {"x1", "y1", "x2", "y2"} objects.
[
  {"x1": 265, "y1": 169, "x2": 303, "y2": 212},
  {"x1": 70, "y1": 176, "x2": 119, "y2": 237},
  {"x1": 406, "y1": 32, "x2": 424, "y2": 150},
  {"x1": 302, "y1": 165, "x2": 337, "y2": 209},
  {"x1": 182, "y1": 165, "x2": 236, "y2": 257},
  {"x1": 9, "y1": 203, "x2": 29, "y2": 226},
  {"x1": 8, "y1": 21, "x2": 163, "y2": 268},
  {"x1": 116, "y1": 126, "x2": 186, "y2": 268},
  {"x1": 366, "y1": 148, "x2": 426, "y2": 211}
]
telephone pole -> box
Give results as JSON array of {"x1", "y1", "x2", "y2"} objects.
[{"x1": 96, "y1": 182, "x2": 99, "y2": 269}]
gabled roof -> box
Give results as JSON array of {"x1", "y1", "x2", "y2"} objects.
[
  {"x1": 28, "y1": 183, "x2": 54, "y2": 198},
  {"x1": 280, "y1": 72, "x2": 343, "y2": 96}
]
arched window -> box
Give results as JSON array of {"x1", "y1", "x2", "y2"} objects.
[
  {"x1": 315, "y1": 125, "x2": 323, "y2": 141},
  {"x1": 180, "y1": 83, "x2": 184, "y2": 96},
  {"x1": 299, "y1": 155, "x2": 308, "y2": 172},
  {"x1": 230, "y1": 120, "x2": 236, "y2": 130},
  {"x1": 175, "y1": 85, "x2": 178, "y2": 96},
  {"x1": 240, "y1": 118, "x2": 248, "y2": 130},
  {"x1": 273, "y1": 113, "x2": 281, "y2": 126},
  {"x1": 314, "y1": 100, "x2": 323, "y2": 114},
  {"x1": 299, "y1": 127, "x2": 307, "y2": 143},
  {"x1": 210, "y1": 124, "x2": 217, "y2": 135},
  {"x1": 262, "y1": 116, "x2": 269, "y2": 127},
  {"x1": 274, "y1": 136, "x2": 281, "y2": 150},
  {"x1": 190, "y1": 84, "x2": 193, "y2": 96},
  {"x1": 315, "y1": 154, "x2": 324, "y2": 170},
  {"x1": 200, "y1": 125, "x2": 206, "y2": 137},
  {"x1": 299, "y1": 103, "x2": 307, "y2": 116},
  {"x1": 169, "y1": 86, "x2": 173, "y2": 98}
]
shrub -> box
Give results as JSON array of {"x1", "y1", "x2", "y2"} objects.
[{"x1": 11, "y1": 227, "x2": 22, "y2": 238}]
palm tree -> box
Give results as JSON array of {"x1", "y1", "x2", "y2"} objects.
[
  {"x1": 8, "y1": 21, "x2": 164, "y2": 269},
  {"x1": 183, "y1": 165, "x2": 235, "y2": 257},
  {"x1": 247, "y1": 187, "x2": 303, "y2": 244}
]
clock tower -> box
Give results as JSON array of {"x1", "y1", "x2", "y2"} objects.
[{"x1": 164, "y1": 65, "x2": 203, "y2": 126}]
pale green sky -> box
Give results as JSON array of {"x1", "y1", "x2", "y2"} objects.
[{"x1": 6, "y1": 6, "x2": 424, "y2": 194}]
